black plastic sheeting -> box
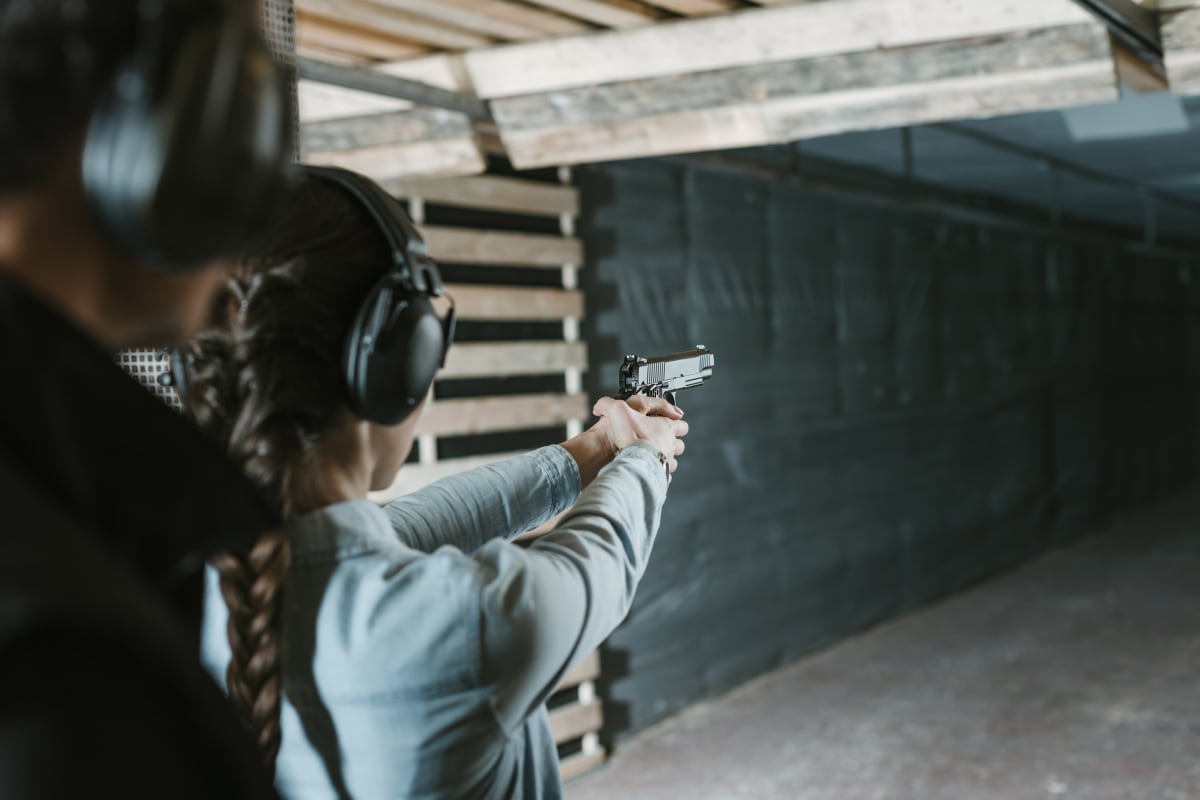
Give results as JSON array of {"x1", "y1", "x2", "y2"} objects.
[{"x1": 577, "y1": 159, "x2": 1200, "y2": 741}]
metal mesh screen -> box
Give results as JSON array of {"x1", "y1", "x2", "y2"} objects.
[
  {"x1": 260, "y1": 0, "x2": 300, "y2": 150},
  {"x1": 116, "y1": 349, "x2": 182, "y2": 410},
  {"x1": 119, "y1": 0, "x2": 298, "y2": 404}
]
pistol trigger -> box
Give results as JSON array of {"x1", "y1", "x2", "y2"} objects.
[{"x1": 664, "y1": 391, "x2": 677, "y2": 406}]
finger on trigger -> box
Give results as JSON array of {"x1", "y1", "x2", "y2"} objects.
[
  {"x1": 647, "y1": 396, "x2": 681, "y2": 418},
  {"x1": 625, "y1": 395, "x2": 651, "y2": 412}
]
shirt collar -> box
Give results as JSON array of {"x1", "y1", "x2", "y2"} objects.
[{"x1": 0, "y1": 275, "x2": 279, "y2": 602}]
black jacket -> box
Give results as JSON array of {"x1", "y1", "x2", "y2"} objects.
[{"x1": 0, "y1": 276, "x2": 280, "y2": 798}]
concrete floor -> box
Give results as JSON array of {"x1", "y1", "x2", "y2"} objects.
[{"x1": 569, "y1": 487, "x2": 1200, "y2": 800}]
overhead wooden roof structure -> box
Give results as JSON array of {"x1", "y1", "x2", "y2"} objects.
[{"x1": 295, "y1": 0, "x2": 1200, "y2": 178}]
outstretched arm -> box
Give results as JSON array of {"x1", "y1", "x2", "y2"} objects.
[
  {"x1": 476, "y1": 397, "x2": 689, "y2": 733},
  {"x1": 382, "y1": 398, "x2": 685, "y2": 555},
  {"x1": 381, "y1": 446, "x2": 581, "y2": 555}
]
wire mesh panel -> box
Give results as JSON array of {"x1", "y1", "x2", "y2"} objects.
[
  {"x1": 115, "y1": 350, "x2": 182, "y2": 411},
  {"x1": 260, "y1": 0, "x2": 297, "y2": 63}
]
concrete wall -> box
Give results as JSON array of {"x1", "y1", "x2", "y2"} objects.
[{"x1": 578, "y1": 157, "x2": 1200, "y2": 740}]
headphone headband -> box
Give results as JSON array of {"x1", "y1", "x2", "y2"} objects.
[
  {"x1": 307, "y1": 166, "x2": 454, "y2": 425},
  {"x1": 303, "y1": 165, "x2": 444, "y2": 296}
]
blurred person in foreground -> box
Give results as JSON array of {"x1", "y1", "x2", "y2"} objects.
[{"x1": 0, "y1": 0, "x2": 293, "y2": 795}]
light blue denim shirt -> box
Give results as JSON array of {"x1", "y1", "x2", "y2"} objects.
[{"x1": 201, "y1": 442, "x2": 668, "y2": 800}]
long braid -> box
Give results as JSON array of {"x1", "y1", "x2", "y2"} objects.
[
  {"x1": 212, "y1": 532, "x2": 290, "y2": 771},
  {"x1": 186, "y1": 271, "x2": 335, "y2": 771},
  {"x1": 179, "y1": 177, "x2": 395, "y2": 773}
]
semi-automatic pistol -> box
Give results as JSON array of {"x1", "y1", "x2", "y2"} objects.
[{"x1": 617, "y1": 345, "x2": 715, "y2": 406}]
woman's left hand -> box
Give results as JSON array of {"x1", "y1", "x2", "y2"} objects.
[{"x1": 560, "y1": 395, "x2": 687, "y2": 488}]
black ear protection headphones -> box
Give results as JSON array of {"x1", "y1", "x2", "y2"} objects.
[
  {"x1": 308, "y1": 165, "x2": 456, "y2": 425},
  {"x1": 83, "y1": 0, "x2": 294, "y2": 268},
  {"x1": 163, "y1": 166, "x2": 456, "y2": 427}
]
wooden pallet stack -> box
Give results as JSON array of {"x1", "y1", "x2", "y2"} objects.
[{"x1": 361, "y1": 167, "x2": 606, "y2": 780}]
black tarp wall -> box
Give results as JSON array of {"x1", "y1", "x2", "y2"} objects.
[{"x1": 578, "y1": 156, "x2": 1200, "y2": 740}]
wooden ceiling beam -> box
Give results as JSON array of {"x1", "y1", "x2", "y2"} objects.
[
  {"x1": 435, "y1": 0, "x2": 591, "y2": 36},
  {"x1": 365, "y1": 0, "x2": 546, "y2": 41},
  {"x1": 295, "y1": 9, "x2": 428, "y2": 61},
  {"x1": 518, "y1": 0, "x2": 662, "y2": 30},
  {"x1": 1161, "y1": 1, "x2": 1200, "y2": 93},
  {"x1": 461, "y1": 0, "x2": 1095, "y2": 98},
  {"x1": 487, "y1": 21, "x2": 1120, "y2": 167},
  {"x1": 302, "y1": 108, "x2": 486, "y2": 178},
  {"x1": 299, "y1": 0, "x2": 494, "y2": 50},
  {"x1": 636, "y1": 0, "x2": 737, "y2": 16}
]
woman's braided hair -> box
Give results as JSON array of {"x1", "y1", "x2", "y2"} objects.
[{"x1": 180, "y1": 175, "x2": 392, "y2": 771}]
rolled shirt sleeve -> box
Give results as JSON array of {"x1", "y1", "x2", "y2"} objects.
[
  {"x1": 475, "y1": 442, "x2": 669, "y2": 734},
  {"x1": 382, "y1": 445, "x2": 581, "y2": 554}
]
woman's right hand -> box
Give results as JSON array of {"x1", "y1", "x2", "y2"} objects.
[{"x1": 592, "y1": 395, "x2": 689, "y2": 477}]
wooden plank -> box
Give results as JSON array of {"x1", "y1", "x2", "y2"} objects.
[
  {"x1": 447, "y1": 285, "x2": 585, "y2": 321},
  {"x1": 300, "y1": 0, "x2": 493, "y2": 50},
  {"x1": 295, "y1": 10, "x2": 428, "y2": 61},
  {"x1": 369, "y1": 450, "x2": 529, "y2": 502},
  {"x1": 492, "y1": 23, "x2": 1112, "y2": 132},
  {"x1": 382, "y1": 175, "x2": 580, "y2": 217},
  {"x1": 1164, "y1": 7, "x2": 1200, "y2": 91},
  {"x1": 490, "y1": 23, "x2": 1117, "y2": 166},
  {"x1": 1112, "y1": 34, "x2": 1170, "y2": 91},
  {"x1": 303, "y1": 108, "x2": 476, "y2": 153},
  {"x1": 298, "y1": 80, "x2": 411, "y2": 124},
  {"x1": 764, "y1": 60, "x2": 1117, "y2": 142},
  {"x1": 304, "y1": 137, "x2": 486, "y2": 178},
  {"x1": 462, "y1": 0, "x2": 1094, "y2": 98},
  {"x1": 556, "y1": 651, "x2": 602, "y2": 691},
  {"x1": 422, "y1": 226, "x2": 583, "y2": 266},
  {"x1": 638, "y1": 0, "x2": 738, "y2": 15},
  {"x1": 368, "y1": 0, "x2": 545, "y2": 41},
  {"x1": 1163, "y1": 6, "x2": 1200, "y2": 50},
  {"x1": 520, "y1": 0, "x2": 661, "y2": 29},
  {"x1": 417, "y1": 392, "x2": 589, "y2": 436},
  {"x1": 440, "y1": 341, "x2": 588, "y2": 379},
  {"x1": 560, "y1": 748, "x2": 607, "y2": 781},
  {"x1": 295, "y1": 44, "x2": 367, "y2": 67},
  {"x1": 438, "y1": 0, "x2": 591, "y2": 36},
  {"x1": 375, "y1": 54, "x2": 472, "y2": 89},
  {"x1": 500, "y1": 65, "x2": 1118, "y2": 167},
  {"x1": 549, "y1": 701, "x2": 603, "y2": 742}
]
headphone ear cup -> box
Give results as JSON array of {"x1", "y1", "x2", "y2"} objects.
[
  {"x1": 83, "y1": 11, "x2": 292, "y2": 268},
  {"x1": 344, "y1": 286, "x2": 445, "y2": 425}
]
